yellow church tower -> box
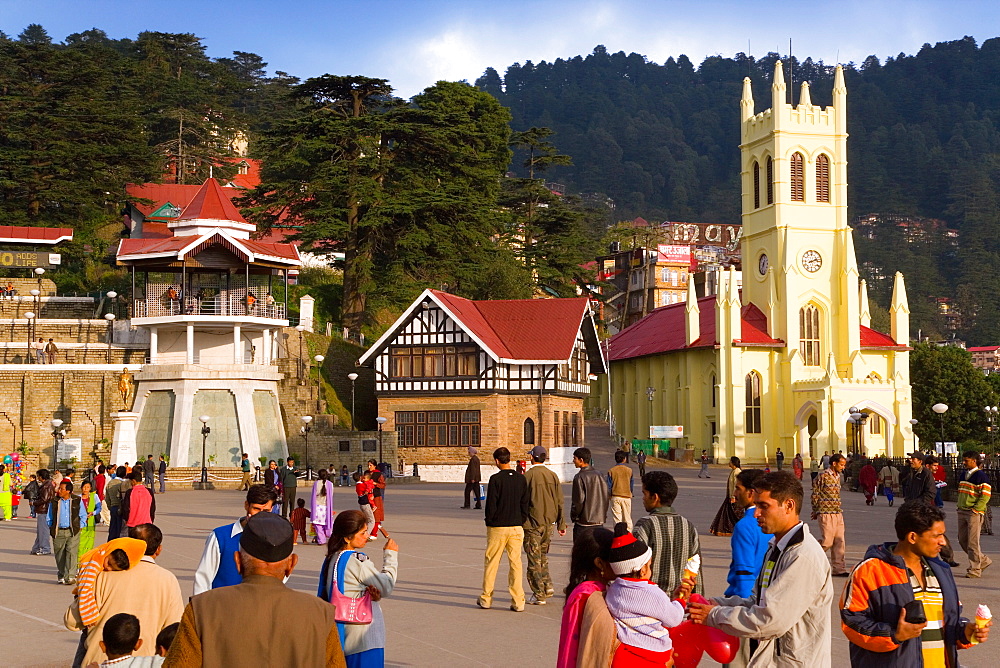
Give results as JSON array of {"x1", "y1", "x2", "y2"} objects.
[{"x1": 598, "y1": 61, "x2": 914, "y2": 465}]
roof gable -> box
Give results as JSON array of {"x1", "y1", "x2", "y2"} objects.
[
  {"x1": 178, "y1": 178, "x2": 246, "y2": 223},
  {"x1": 357, "y1": 289, "x2": 603, "y2": 369}
]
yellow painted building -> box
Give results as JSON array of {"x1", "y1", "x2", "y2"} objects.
[{"x1": 597, "y1": 62, "x2": 914, "y2": 465}]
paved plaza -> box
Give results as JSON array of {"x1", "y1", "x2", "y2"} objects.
[{"x1": 3, "y1": 426, "x2": 1000, "y2": 667}]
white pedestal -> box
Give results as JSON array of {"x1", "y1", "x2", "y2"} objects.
[
  {"x1": 111, "y1": 411, "x2": 140, "y2": 467},
  {"x1": 299, "y1": 294, "x2": 315, "y2": 332}
]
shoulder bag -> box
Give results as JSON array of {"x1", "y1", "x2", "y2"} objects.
[{"x1": 319, "y1": 550, "x2": 373, "y2": 624}]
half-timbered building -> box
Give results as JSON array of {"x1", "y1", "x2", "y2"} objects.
[{"x1": 357, "y1": 289, "x2": 605, "y2": 481}]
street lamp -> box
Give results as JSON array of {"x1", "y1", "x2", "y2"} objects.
[
  {"x1": 849, "y1": 407, "x2": 868, "y2": 456},
  {"x1": 34, "y1": 267, "x2": 45, "y2": 297},
  {"x1": 24, "y1": 311, "x2": 35, "y2": 363},
  {"x1": 51, "y1": 418, "x2": 64, "y2": 461},
  {"x1": 314, "y1": 355, "x2": 325, "y2": 412},
  {"x1": 909, "y1": 418, "x2": 919, "y2": 453},
  {"x1": 295, "y1": 324, "x2": 306, "y2": 383},
  {"x1": 107, "y1": 290, "x2": 118, "y2": 320},
  {"x1": 300, "y1": 415, "x2": 313, "y2": 479},
  {"x1": 375, "y1": 416, "x2": 388, "y2": 467},
  {"x1": 29, "y1": 288, "x2": 40, "y2": 324},
  {"x1": 986, "y1": 406, "x2": 999, "y2": 446},
  {"x1": 932, "y1": 403, "x2": 949, "y2": 451},
  {"x1": 105, "y1": 313, "x2": 116, "y2": 363},
  {"x1": 199, "y1": 415, "x2": 210, "y2": 484},
  {"x1": 646, "y1": 386, "x2": 656, "y2": 455},
  {"x1": 347, "y1": 373, "x2": 359, "y2": 431}
]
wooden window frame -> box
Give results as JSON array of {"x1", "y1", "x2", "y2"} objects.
[
  {"x1": 790, "y1": 152, "x2": 805, "y2": 201},
  {"x1": 753, "y1": 161, "x2": 760, "y2": 208},
  {"x1": 816, "y1": 154, "x2": 830, "y2": 203},
  {"x1": 395, "y1": 410, "x2": 480, "y2": 446},
  {"x1": 766, "y1": 157, "x2": 774, "y2": 204},
  {"x1": 799, "y1": 304, "x2": 821, "y2": 366},
  {"x1": 523, "y1": 418, "x2": 535, "y2": 445},
  {"x1": 389, "y1": 345, "x2": 478, "y2": 379},
  {"x1": 745, "y1": 372, "x2": 762, "y2": 434}
]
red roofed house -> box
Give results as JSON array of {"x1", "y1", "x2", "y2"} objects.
[
  {"x1": 356, "y1": 289, "x2": 606, "y2": 481},
  {"x1": 114, "y1": 178, "x2": 301, "y2": 470},
  {"x1": 594, "y1": 63, "x2": 914, "y2": 465},
  {"x1": 969, "y1": 346, "x2": 1000, "y2": 374}
]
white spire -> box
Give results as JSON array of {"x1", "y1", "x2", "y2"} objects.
[
  {"x1": 798, "y1": 81, "x2": 812, "y2": 107},
  {"x1": 685, "y1": 280, "x2": 700, "y2": 345},
  {"x1": 772, "y1": 59, "x2": 787, "y2": 109},
  {"x1": 890, "y1": 272, "x2": 910, "y2": 344},
  {"x1": 859, "y1": 279, "x2": 871, "y2": 328},
  {"x1": 741, "y1": 77, "x2": 754, "y2": 121}
]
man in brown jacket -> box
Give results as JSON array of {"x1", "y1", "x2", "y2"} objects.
[
  {"x1": 462, "y1": 446, "x2": 482, "y2": 510},
  {"x1": 607, "y1": 450, "x2": 634, "y2": 530},
  {"x1": 164, "y1": 512, "x2": 346, "y2": 667}
]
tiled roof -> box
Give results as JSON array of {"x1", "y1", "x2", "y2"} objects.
[
  {"x1": 126, "y1": 184, "x2": 206, "y2": 218},
  {"x1": 177, "y1": 178, "x2": 247, "y2": 223},
  {"x1": 968, "y1": 346, "x2": 1000, "y2": 352},
  {"x1": 860, "y1": 326, "x2": 906, "y2": 349},
  {"x1": 0, "y1": 225, "x2": 73, "y2": 244},
  {"x1": 431, "y1": 290, "x2": 590, "y2": 361},
  {"x1": 606, "y1": 300, "x2": 902, "y2": 361},
  {"x1": 117, "y1": 231, "x2": 300, "y2": 264}
]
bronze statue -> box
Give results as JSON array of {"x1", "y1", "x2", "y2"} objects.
[{"x1": 118, "y1": 367, "x2": 134, "y2": 411}]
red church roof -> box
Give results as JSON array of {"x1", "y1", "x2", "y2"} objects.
[
  {"x1": 430, "y1": 290, "x2": 591, "y2": 361},
  {"x1": 606, "y1": 299, "x2": 904, "y2": 361},
  {"x1": 177, "y1": 178, "x2": 246, "y2": 223}
]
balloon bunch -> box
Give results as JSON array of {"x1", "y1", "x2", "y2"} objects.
[
  {"x1": 4, "y1": 452, "x2": 24, "y2": 493},
  {"x1": 669, "y1": 594, "x2": 740, "y2": 667}
]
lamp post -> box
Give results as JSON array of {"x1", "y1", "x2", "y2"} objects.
[
  {"x1": 375, "y1": 416, "x2": 388, "y2": 467},
  {"x1": 34, "y1": 267, "x2": 45, "y2": 297},
  {"x1": 986, "y1": 406, "x2": 999, "y2": 446},
  {"x1": 295, "y1": 324, "x2": 306, "y2": 383},
  {"x1": 849, "y1": 407, "x2": 868, "y2": 456},
  {"x1": 314, "y1": 355, "x2": 325, "y2": 412},
  {"x1": 29, "y1": 288, "x2": 40, "y2": 324},
  {"x1": 300, "y1": 415, "x2": 313, "y2": 480},
  {"x1": 105, "y1": 313, "x2": 116, "y2": 363},
  {"x1": 24, "y1": 311, "x2": 35, "y2": 363},
  {"x1": 348, "y1": 373, "x2": 358, "y2": 431},
  {"x1": 909, "y1": 418, "x2": 919, "y2": 453},
  {"x1": 199, "y1": 415, "x2": 210, "y2": 484},
  {"x1": 932, "y1": 403, "x2": 949, "y2": 452},
  {"x1": 106, "y1": 290, "x2": 118, "y2": 320},
  {"x1": 51, "y1": 418, "x2": 64, "y2": 461},
  {"x1": 646, "y1": 385, "x2": 656, "y2": 435}
]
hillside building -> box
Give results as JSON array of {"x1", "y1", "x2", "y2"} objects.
[
  {"x1": 357, "y1": 289, "x2": 605, "y2": 481},
  {"x1": 595, "y1": 62, "x2": 914, "y2": 464}
]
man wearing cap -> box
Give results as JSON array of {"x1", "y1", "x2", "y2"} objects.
[
  {"x1": 523, "y1": 445, "x2": 565, "y2": 605},
  {"x1": 462, "y1": 446, "x2": 482, "y2": 510},
  {"x1": 164, "y1": 512, "x2": 346, "y2": 667},
  {"x1": 607, "y1": 450, "x2": 634, "y2": 531},
  {"x1": 192, "y1": 484, "x2": 279, "y2": 594}
]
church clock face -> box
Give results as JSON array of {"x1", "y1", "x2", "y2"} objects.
[
  {"x1": 758, "y1": 253, "x2": 769, "y2": 275},
  {"x1": 801, "y1": 250, "x2": 822, "y2": 273}
]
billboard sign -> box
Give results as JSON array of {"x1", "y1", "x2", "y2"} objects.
[
  {"x1": 650, "y1": 425, "x2": 684, "y2": 439},
  {"x1": 657, "y1": 245, "x2": 692, "y2": 264}
]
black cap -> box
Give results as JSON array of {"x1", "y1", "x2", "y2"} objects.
[
  {"x1": 240, "y1": 512, "x2": 294, "y2": 562},
  {"x1": 908, "y1": 452, "x2": 926, "y2": 462}
]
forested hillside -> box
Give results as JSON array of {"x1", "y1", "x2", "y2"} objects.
[{"x1": 476, "y1": 37, "x2": 1000, "y2": 343}]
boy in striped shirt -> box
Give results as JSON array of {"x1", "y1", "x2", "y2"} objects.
[{"x1": 957, "y1": 450, "x2": 992, "y2": 578}]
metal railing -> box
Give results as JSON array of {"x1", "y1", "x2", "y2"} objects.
[{"x1": 134, "y1": 296, "x2": 285, "y2": 319}]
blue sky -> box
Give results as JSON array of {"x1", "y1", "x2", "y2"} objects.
[{"x1": 3, "y1": 1, "x2": 1000, "y2": 97}]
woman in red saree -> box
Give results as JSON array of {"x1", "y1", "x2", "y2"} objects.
[{"x1": 858, "y1": 460, "x2": 878, "y2": 505}]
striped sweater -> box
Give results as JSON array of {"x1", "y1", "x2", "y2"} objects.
[
  {"x1": 632, "y1": 507, "x2": 703, "y2": 596},
  {"x1": 956, "y1": 467, "x2": 991, "y2": 513},
  {"x1": 605, "y1": 577, "x2": 685, "y2": 652}
]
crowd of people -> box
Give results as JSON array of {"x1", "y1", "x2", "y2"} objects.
[{"x1": 11, "y1": 440, "x2": 1000, "y2": 667}]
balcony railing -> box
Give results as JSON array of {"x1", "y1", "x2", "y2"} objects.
[{"x1": 133, "y1": 295, "x2": 286, "y2": 319}]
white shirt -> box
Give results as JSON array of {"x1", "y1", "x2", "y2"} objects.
[{"x1": 192, "y1": 519, "x2": 242, "y2": 596}]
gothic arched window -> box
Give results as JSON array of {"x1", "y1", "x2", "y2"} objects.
[
  {"x1": 790, "y1": 152, "x2": 805, "y2": 201},
  {"x1": 816, "y1": 154, "x2": 830, "y2": 202},
  {"x1": 523, "y1": 418, "x2": 535, "y2": 445},
  {"x1": 753, "y1": 161, "x2": 760, "y2": 208},
  {"x1": 745, "y1": 372, "x2": 762, "y2": 433},
  {"x1": 766, "y1": 157, "x2": 774, "y2": 204},
  {"x1": 799, "y1": 304, "x2": 821, "y2": 366}
]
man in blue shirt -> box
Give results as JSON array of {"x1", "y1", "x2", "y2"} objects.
[
  {"x1": 192, "y1": 484, "x2": 278, "y2": 594},
  {"x1": 726, "y1": 468, "x2": 771, "y2": 597},
  {"x1": 46, "y1": 479, "x2": 88, "y2": 584}
]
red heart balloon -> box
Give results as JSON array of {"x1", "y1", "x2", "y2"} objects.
[{"x1": 668, "y1": 621, "x2": 705, "y2": 668}]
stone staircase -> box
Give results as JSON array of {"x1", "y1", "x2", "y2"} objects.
[{"x1": 0, "y1": 297, "x2": 100, "y2": 319}]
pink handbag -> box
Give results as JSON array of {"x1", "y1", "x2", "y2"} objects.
[{"x1": 326, "y1": 551, "x2": 373, "y2": 624}]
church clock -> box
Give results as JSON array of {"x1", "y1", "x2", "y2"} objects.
[
  {"x1": 801, "y1": 250, "x2": 822, "y2": 273},
  {"x1": 758, "y1": 253, "x2": 769, "y2": 275}
]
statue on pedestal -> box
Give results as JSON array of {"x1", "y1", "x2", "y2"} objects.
[{"x1": 118, "y1": 368, "x2": 134, "y2": 411}]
